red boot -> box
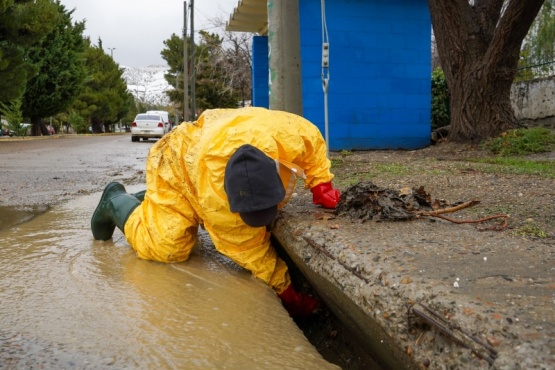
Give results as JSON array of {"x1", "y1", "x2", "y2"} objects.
[{"x1": 277, "y1": 284, "x2": 320, "y2": 318}]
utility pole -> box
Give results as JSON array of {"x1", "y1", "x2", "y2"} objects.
[
  {"x1": 190, "y1": 0, "x2": 196, "y2": 120},
  {"x1": 183, "y1": 1, "x2": 189, "y2": 121},
  {"x1": 268, "y1": 0, "x2": 302, "y2": 115}
]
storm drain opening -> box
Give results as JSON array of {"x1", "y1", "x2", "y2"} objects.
[{"x1": 272, "y1": 235, "x2": 383, "y2": 370}]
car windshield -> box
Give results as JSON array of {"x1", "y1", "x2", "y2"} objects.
[{"x1": 136, "y1": 114, "x2": 161, "y2": 121}]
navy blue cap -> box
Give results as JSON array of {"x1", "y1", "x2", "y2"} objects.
[{"x1": 224, "y1": 144, "x2": 285, "y2": 227}]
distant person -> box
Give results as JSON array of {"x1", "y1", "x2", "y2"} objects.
[{"x1": 91, "y1": 107, "x2": 340, "y2": 317}]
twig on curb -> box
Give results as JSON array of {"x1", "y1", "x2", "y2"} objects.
[
  {"x1": 415, "y1": 200, "x2": 509, "y2": 231},
  {"x1": 423, "y1": 213, "x2": 509, "y2": 231},
  {"x1": 407, "y1": 302, "x2": 498, "y2": 365},
  {"x1": 303, "y1": 237, "x2": 370, "y2": 284},
  {"x1": 417, "y1": 200, "x2": 481, "y2": 216}
]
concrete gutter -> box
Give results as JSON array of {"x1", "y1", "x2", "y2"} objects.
[{"x1": 273, "y1": 191, "x2": 554, "y2": 370}]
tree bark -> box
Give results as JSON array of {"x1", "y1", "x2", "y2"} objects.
[
  {"x1": 428, "y1": 0, "x2": 545, "y2": 143},
  {"x1": 31, "y1": 117, "x2": 50, "y2": 136}
]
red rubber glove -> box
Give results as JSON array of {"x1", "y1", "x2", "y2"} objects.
[
  {"x1": 277, "y1": 284, "x2": 320, "y2": 318},
  {"x1": 311, "y1": 181, "x2": 340, "y2": 209}
]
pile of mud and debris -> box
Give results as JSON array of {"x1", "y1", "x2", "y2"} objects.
[{"x1": 335, "y1": 181, "x2": 508, "y2": 230}]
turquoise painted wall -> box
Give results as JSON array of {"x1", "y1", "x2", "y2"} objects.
[{"x1": 299, "y1": 0, "x2": 431, "y2": 150}]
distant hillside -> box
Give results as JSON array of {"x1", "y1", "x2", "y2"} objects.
[{"x1": 121, "y1": 65, "x2": 172, "y2": 106}]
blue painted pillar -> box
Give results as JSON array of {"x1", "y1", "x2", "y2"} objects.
[{"x1": 251, "y1": 36, "x2": 269, "y2": 108}]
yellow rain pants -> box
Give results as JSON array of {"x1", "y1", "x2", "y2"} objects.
[{"x1": 124, "y1": 107, "x2": 334, "y2": 293}]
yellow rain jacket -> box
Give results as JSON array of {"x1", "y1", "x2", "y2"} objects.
[{"x1": 124, "y1": 107, "x2": 334, "y2": 293}]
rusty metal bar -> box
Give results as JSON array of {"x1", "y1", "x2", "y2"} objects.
[
  {"x1": 408, "y1": 303, "x2": 497, "y2": 365},
  {"x1": 303, "y1": 237, "x2": 370, "y2": 283},
  {"x1": 418, "y1": 302, "x2": 498, "y2": 356}
]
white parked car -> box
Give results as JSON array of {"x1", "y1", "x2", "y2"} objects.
[
  {"x1": 146, "y1": 110, "x2": 173, "y2": 130},
  {"x1": 131, "y1": 113, "x2": 169, "y2": 142}
]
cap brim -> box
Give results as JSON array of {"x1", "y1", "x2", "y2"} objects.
[{"x1": 239, "y1": 206, "x2": 278, "y2": 227}]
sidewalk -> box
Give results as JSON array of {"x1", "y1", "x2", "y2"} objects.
[{"x1": 273, "y1": 146, "x2": 554, "y2": 370}]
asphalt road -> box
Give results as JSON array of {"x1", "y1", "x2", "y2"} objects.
[{"x1": 0, "y1": 134, "x2": 149, "y2": 208}]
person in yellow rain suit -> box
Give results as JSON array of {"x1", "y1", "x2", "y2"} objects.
[{"x1": 91, "y1": 107, "x2": 340, "y2": 317}]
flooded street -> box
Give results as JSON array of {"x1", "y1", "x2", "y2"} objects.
[{"x1": 0, "y1": 136, "x2": 339, "y2": 369}]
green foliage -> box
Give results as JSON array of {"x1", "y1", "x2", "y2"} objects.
[
  {"x1": 68, "y1": 111, "x2": 86, "y2": 133},
  {"x1": 330, "y1": 157, "x2": 344, "y2": 169},
  {"x1": 162, "y1": 33, "x2": 187, "y2": 118},
  {"x1": 70, "y1": 39, "x2": 130, "y2": 132},
  {"x1": 518, "y1": 0, "x2": 555, "y2": 79},
  {"x1": 162, "y1": 28, "x2": 251, "y2": 115},
  {"x1": 512, "y1": 221, "x2": 548, "y2": 238},
  {"x1": 0, "y1": 98, "x2": 26, "y2": 136},
  {"x1": 470, "y1": 157, "x2": 555, "y2": 178},
  {"x1": 515, "y1": 47, "x2": 537, "y2": 81},
  {"x1": 0, "y1": 0, "x2": 59, "y2": 103},
  {"x1": 162, "y1": 33, "x2": 186, "y2": 74},
  {"x1": 123, "y1": 95, "x2": 139, "y2": 125},
  {"x1": 481, "y1": 127, "x2": 555, "y2": 156},
  {"x1": 373, "y1": 163, "x2": 412, "y2": 176},
  {"x1": 194, "y1": 31, "x2": 239, "y2": 110},
  {"x1": 0, "y1": 45, "x2": 31, "y2": 102},
  {"x1": 431, "y1": 68, "x2": 450, "y2": 130},
  {"x1": 22, "y1": 2, "x2": 87, "y2": 125}
]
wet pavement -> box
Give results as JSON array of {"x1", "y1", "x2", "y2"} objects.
[
  {"x1": 0, "y1": 135, "x2": 339, "y2": 369},
  {"x1": 0, "y1": 186, "x2": 338, "y2": 370}
]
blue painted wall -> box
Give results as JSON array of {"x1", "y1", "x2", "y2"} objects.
[
  {"x1": 299, "y1": 0, "x2": 431, "y2": 150},
  {"x1": 251, "y1": 36, "x2": 270, "y2": 108}
]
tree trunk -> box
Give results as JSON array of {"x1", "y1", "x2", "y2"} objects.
[
  {"x1": 428, "y1": 0, "x2": 545, "y2": 143},
  {"x1": 449, "y1": 62, "x2": 517, "y2": 142},
  {"x1": 91, "y1": 121, "x2": 103, "y2": 134},
  {"x1": 30, "y1": 117, "x2": 50, "y2": 136}
]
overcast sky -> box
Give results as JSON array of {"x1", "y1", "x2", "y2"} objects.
[{"x1": 60, "y1": 0, "x2": 238, "y2": 68}]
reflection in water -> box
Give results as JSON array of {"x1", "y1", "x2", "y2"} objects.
[
  {"x1": 0, "y1": 191, "x2": 338, "y2": 369},
  {"x1": 0, "y1": 204, "x2": 49, "y2": 231}
]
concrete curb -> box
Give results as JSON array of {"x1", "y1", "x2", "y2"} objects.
[
  {"x1": 0, "y1": 133, "x2": 128, "y2": 142},
  {"x1": 273, "y1": 191, "x2": 554, "y2": 370}
]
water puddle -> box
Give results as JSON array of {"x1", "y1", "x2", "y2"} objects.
[
  {"x1": 0, "y1": 204, "x2": 50, "y2": 231},
  {"x1": 0, "y1": 189, "x2": 339, "y2": 369}
]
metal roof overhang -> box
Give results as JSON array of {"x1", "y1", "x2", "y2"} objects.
[{"x1": 226, "y1": 0, "x2": 268, "y2": 34}]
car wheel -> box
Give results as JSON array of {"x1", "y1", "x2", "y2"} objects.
[{"x1": 131, "y1": 136, "x2": 138, "y2": 142}]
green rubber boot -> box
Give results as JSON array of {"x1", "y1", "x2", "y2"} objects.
[
  {"x1": 130, "y1": 190, "x2": 146, "y2": 202},
  {"x1": 91, "y1": 182, "x2": 141, "y2": 240}
]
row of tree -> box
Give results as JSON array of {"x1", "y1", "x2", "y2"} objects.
[
  {"x1": 0, "y1": 1, "x2": 251, "y2": 136},
  {"x1": 161, "y1": 25, "x2": 252, "y2": 120},
  {"x1": 0, "y1": 0, "x2": 134, "y2": 135},
  {"x1": 2, "y1": 1, "x2": 554, "y2": 142}
]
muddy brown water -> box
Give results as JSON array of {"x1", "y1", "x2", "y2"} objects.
[{"x1": 0, "y1": 162, "x2": 339, "y2": 369}]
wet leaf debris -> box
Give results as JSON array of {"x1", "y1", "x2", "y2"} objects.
[{"x1": 335, "y1": 181, "x2": 451, "y2": 222}]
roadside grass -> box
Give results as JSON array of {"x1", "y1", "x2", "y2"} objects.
[
  {"x1": 466, "y1": 157, "x2": 555, "y2": 178},
  {"x1": 481, "y1": 127, "x2": 555, "y2": 156},
  {"x1": 330, "y1": 127, "x2": 555, "y2": 189},
  {"x1": 512, "y1": 220, "x2": 549, "y2": 238},
  {"x1": 331, "y1": 158, "x2": 452, "y2": 189}
]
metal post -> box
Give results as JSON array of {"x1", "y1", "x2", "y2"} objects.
[
  {"x1": 183, "y1": 1, "x2": 189, "y2": 121},
  {"x1": 190, "y1": 0, "x2": 196, "y2": 120},
  {"x1": 321, "y1": 0, "x2": 330, "y2": 157}
]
